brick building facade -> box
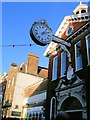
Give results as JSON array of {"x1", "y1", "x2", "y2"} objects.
[
  {"x1": 2, "y1": 53, "x2": 48, "y2": 119},
  {"x1": 23, "y1": 78, "x2": 47, "y2": 119},
  {"x1": 44, "y1": 2, "x2": 90, "y2": 120}
]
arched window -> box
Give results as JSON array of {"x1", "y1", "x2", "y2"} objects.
[
  {"x1": 60, "y1": 97, "x2": 83, "y2": 119},
  {"x1": 60, "y1": 97, "x2": 82, "y2": 111},
  {"x1": 81, "y1": 9, "x2": 86, "y2": 13},
  {"x1": 50, "y1": 97, "x2": 56, "y2": 120},
  {"x1": 76, "y1": 11, "x2": 79, "y2": 14}
]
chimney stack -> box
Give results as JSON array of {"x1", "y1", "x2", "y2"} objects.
[{"x1": 27, "y1": 53, "x2": 39, "y2": 76}]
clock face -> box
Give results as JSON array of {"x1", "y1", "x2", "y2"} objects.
[{"x1": 30, "y1": 22, "x2": 52, "y2": 46}]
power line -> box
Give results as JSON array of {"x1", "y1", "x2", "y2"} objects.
[{"x1": 0, "y1": 43, "x2": 36, "y2": 48}]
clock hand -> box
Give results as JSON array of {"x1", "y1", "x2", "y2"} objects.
[
  {"x1": 41, "y1": 31, "x2": 49, "y2": 35},
  {"x1": 41, "y1": 28, "x2": 48, "y2": 35}
]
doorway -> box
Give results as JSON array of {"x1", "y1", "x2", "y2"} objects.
[
  {"x1": 66, "y1": 110, "x2": 82, "y2": 119},
  {"x1": 60, "y1": 96, "x2": 83, "y2": 119}
]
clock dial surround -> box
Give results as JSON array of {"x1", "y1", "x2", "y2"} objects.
[{"x1": 30, "y1": 22, "x2": 53, "y2": 46}]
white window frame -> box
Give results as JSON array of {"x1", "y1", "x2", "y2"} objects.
[
  {"x1": 12, "y1": 77, "x2": 15, "y2": 85},
  {"x1": 52, "y1": 56, "x2": 58, "y2": 81},
  {"x1": 50, "y1": 97, "x2": 56, "y2": 120},
  {"x1": 66, "y1": 26, "x2": 74, "y2": 36},
  {"x1": 9, "y1": 91, "x2": 12, "y2": 101},
  {"x1": 7, "y1": 80, "x2": 10, "y2": 88},
  {"x1": 86, "y1": 34, "x2": 90, "y2": 65},
  {"x1": 61, "y1": 51, "x2": 66, "y2": 77},
  {"x1": 75, "y1": 41, "x2": 83, "y2": 71}
]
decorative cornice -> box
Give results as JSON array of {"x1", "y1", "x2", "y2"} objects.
[
  {"x1": 44, "y1": 3, "x2": 90, "y2": 57},
  {"x1": 67, "y1": 21, "x2": 90, "y2": 42}
]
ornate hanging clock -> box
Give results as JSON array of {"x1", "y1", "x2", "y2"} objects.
[{"x1": 30, "y1": 19, "x2": 53, "y2": 46}]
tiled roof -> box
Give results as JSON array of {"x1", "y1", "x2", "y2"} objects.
[{"x1": 38, "y1": 68, "x2": 48, "y2": 78}]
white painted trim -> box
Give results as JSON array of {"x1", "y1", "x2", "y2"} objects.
[
  {"x1": 86, "y1": 34, "x2": 90, "y2": 65},
  {"x1": 52, "y1": 56, "x2": 58, "y2": 81},
  {"x1": 73, "y1": 3, "x2": 88, "y2": 14},
  {"x1": 66, "y1": 26, "x2": 74, "y2": 36},
  {"x1": 12, "y1": 77, "x2": 15, "y2": 85},
  {"x1": 74, "y1": 41, "x2": 83, "y2": 71},
  {"x1": 50, "y1": 97, "x2": 56, "y2": 120},
  {"x1": 65, "y1": 109, "x2": 83, "y2": 113},
  {"x1": 59, "y1": 94, "x2": 84, "y2": 111},
  {"x1": 60, "y1": 51, "x2": 66, "y2": 77},
  {"x1": 25, "y1": 64, "x2": 27, "y2": 73},
  {"x1": 58, "y1": 85, "x2": 85, "y2": 110}
]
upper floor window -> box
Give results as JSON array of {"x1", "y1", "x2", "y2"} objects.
[
  {"x1": 12, "y1": 77, "x2": 15, "y2": 85},
  {"x1": 76, "y1": 11, "x2": 79, "y2": 14},
  {"x1": 52, "y1": 56, "x2": 58, "y2": 80},
  {"x1": 66, "y1": 26, "x2": 74, "y2": 36},
  {"x1": 75, "y1": 41, "x2": 83, "y2": 71},
  {"x1": 81, "y1": 9, "x2": 86, "y2": 13},
  {"x1": 10, "y1": 92, "x2": 12, "y2": 101},
  {"x1": 7, "y1": 80, "x2": 10, "y2": 88},
  {"x1": 61, "y1": 52, "x2": 66, "y2": 77},
  {"x1": 86, "y1": 34, "x2": 90, "y2": 65}
]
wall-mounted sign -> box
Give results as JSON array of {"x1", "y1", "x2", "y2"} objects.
[{"x1": 11, "y1": 111, "x2": 21, "y2": 117}]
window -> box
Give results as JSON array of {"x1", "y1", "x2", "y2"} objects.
[
  {"x1": 0, "y1": 95, "x2": 2, "y2": 103},
  {"x1": 76, "y1": 11, "x2": 79, "y2": 14},
  {"x1": 50, "y1": 97, "x2": 56, "y2": 120},
  {"x1": 81, "y1": 10, "x2": 86, "y2": 13},
  {"x1": 10, "y1": 92, "x2": 12, "y2": 101},
  {"x1": 52, "y1": 56, "x2": 58, "y2": 80},
  {"x1": 6, "y1": 96, "x2": 8, "y2": 101},
  {"x1": 66, "y1": 26, "x2": 74, "y2": 36},
  {"x1": 86, "y1": 34, "x2": 90, "y2": 65},
  {"x1": 75, "y1": 41, "x2": 83, "y2": 71},
  {"x1": 12, "y1": 77, "x2": 15, "y2": 85},
  {"x1": 7, "y1": 80, "x2": 10, "y2": 88},
  {"x1": 61, "y1": 52, "x2": 66, "y2": 77}
]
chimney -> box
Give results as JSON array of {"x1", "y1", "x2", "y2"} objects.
[{"x1": 27, "y1": 53, "x2": 39, "y2": 76}]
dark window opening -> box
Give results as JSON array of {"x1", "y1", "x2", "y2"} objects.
[
  {"x1": 76, "y1": 11, "x2": 79, "y2": 14},
  {"x1": 81, "y1": 10, "x2": 86, "y2": 13}
]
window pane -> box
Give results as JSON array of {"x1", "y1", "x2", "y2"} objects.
[
  {"x1": 86, "y1": 34, "x2": 90, "y2": 65},
  {"x1": 61, "y1": 52, "x2": 66, "y2": 77},
  {"x1": 8, "y1": 80, "x2": 10, "y2": 88},
  {"x1": 52, "y1": 56, "x2": 58, "y2": 80},
  {"x1": 75, "y1": 41, "x2": 82, "y2": 71},
  {"x1": 12, "y1": 77, "x2": 14, "y2": 85}
]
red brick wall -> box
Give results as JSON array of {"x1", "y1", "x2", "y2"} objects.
[{"x1": 27, "y1": 53, "x2": 39, "y2": 76}]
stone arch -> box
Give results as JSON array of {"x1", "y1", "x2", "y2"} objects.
[
  {"x1": 60, "y1": 96, "x2": 82, "y2": 111},
  {"x1": 71, "y1": 93, "x2": 85, "y2": 108}
]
